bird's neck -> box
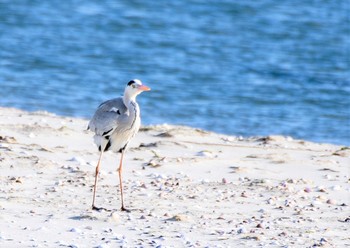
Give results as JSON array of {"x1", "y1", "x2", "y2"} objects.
[
  {"x1": 122, "y1": 94, "x2": 138, "y2": 117},
  {"x1": 123, "y1": 93, "x2": 137, "y2": 108}
]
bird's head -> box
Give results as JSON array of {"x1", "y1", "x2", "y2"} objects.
[{"x1": 124, "y1": 79, "x2": 151, "y2": 100}]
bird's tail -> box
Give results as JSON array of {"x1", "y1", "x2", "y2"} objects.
[{"x1": 94, "y1": 135, "x2": 109, "y2": 152}]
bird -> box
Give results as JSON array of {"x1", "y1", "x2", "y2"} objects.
[{"x1": 87, "y1": 79, "x2": 151, "y2": 211}]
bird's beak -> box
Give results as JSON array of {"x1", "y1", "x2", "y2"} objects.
[{"x1": 138, "y1": 85, "x2": 151, "y2": 91}]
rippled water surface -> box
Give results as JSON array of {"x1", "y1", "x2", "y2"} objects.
[{"x1": 0, "y1": 0, "x2": 349, "y2": 145}]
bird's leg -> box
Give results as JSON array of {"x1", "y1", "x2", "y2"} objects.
[
  {"x1": 92, "y1": 151, "x2": 103, "y2": 210},
  {"x1": 118, "y1": 150, "x2": 129, "y2": 212}
]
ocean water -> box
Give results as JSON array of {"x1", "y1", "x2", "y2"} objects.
[{"x1": 0, "y1": 0, "x2": 349, "y2": 145}]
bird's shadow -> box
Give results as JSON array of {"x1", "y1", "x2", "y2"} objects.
[
  {"x1": 92, "y1": 206, "x2": 136, "y2": 213},
  {"x1": 69, "y1": 206, "x2": 141, "y2": 221},
  {"x1": 69, "y1": 215, "x2": 98, "y2": 221},
  {"x1": 92, "y1": 206, "x2": 114, "y2": 212}
]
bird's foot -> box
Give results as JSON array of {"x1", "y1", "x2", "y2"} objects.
[
  {"x1": 92, "y1": 204, "x2": 131, "y2": 212},
  {"x1": 92, "y1": 205, "x2": 111, "y2": 212},
  {"x1": 121, "y1": 206, "x2": 131, "y2": 212}
]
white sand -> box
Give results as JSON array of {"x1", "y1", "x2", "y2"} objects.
[{"x1": 0, "y1": 107, "x2": 349, "y2": 247}]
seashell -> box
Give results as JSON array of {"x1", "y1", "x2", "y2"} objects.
[
  {"x1": 68, "y1": 156, "x2": 86, "y2": 166},
  {"x1": 237, "y1": 227, "x2": 247, "y2": 234},
  {"x1": 69, "y1": 228, "x2": 82, "y2": 233},
  {"x1": 304, "y1": 187, "x2": 312, "y2": 193},
  {"x1": 330, "y1": 185, "x2": 341, "y2": 191},
  {"x1": 326, "y1": 199, "x2": 337, "y2": 205}
]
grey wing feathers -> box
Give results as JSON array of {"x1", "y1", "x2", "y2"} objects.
[{"x1": 88, "y1": 97, "x2": 127, "y2": 136}]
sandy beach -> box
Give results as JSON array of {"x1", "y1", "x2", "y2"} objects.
[{"x1": 0, "y1": 107, "x2": 349, "y2": 247}]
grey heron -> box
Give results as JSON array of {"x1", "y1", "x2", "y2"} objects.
[{"x1": 87, "y1": 79, "x2": 151, "y2": 211}]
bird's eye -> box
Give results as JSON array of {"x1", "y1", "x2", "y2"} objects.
[
  {"x1": 132, "y1": 84, "x2": 136, "y2": 88},
  {"x1": 127, "y1": 80, "x2": 135, "y2": 86}
]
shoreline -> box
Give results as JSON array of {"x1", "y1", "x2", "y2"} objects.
[
  {"x1": 0, "y1": 107, "x2": 349, "y2": 247},
  {"x1": 1, "y1": 105, "x2": 347, "y2": 147}
]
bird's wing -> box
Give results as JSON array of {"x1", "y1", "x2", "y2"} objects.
[{"x1": 88, "y1": 97, "x2": 127, "y2": 137}]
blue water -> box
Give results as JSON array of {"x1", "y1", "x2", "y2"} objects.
[{"x1": 0, "y1": 0, "x2": 349, "y2": 145}]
